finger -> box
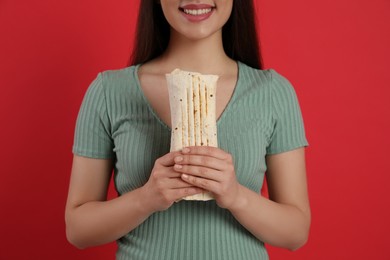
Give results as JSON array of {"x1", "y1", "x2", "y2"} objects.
[
  {"x1": 174, "y1": 154, "x2": 222, "y2": 170},
  {"x1": 181, "y1": 173, "x2": 219, "y2": 193},
  {"x1": 166, "y1": 168, "x2": 182, "y2": 178},
  {"x1": 181, "y1": 146, "x2": 231, "y2": 161},
  {"x1": 152, "y1": 166, "x2": 182, "y2": 179},
  {"x1": 165, "y1": 177, "x2": 198, "y2": 189},
  {"x1": 174, "y1": 164, "x2": 224, "y2": 182},
  {"x1": 156, "y1": 151, "x2": 183, "y2": 167}
]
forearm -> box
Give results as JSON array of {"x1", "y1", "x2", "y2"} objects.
[
  {"x1": 228, "y1": 185, "x2": 311, "y2": 251},
  {"x1": 65, "y1": 187, "x2": 153, "y2": 249}
]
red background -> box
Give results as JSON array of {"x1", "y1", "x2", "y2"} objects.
[{"x1": 1, "y1": 0, "x2": 389, "y2": 259}]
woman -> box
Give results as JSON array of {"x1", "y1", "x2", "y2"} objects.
[{"x1": 65, "y1": 0, "x2": 311, "y2": 259}]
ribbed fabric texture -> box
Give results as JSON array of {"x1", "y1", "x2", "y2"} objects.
[{"x1": 73, "y1": 62, "x2": 308, "y2": 260}]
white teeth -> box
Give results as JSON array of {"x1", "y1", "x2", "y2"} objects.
[{"x1": 183, "y1": 8, "x2": 212, "y2": 16}]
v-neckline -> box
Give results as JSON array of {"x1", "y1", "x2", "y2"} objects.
[{"x1": 133, "y1": 62, "x2": 242, "y2": 131}]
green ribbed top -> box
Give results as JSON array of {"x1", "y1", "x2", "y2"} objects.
[{"x1": 73, "y1": 62, "x2": 308, "y2": 260}]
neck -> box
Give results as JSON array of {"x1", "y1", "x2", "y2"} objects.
[{"x1": 160, "y1": 30, "x2": 235, "y2": 75}]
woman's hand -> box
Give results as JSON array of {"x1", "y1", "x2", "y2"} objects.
[
  {"x1": 141, "y1": 151, "x2": 204, "y2": 212},
  {"x1": 173, "y1": 146, "x2": 242, "y2": 209}
]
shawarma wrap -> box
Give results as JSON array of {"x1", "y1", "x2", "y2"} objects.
[{"x1": 166, "y1": 69, "x2": 219, "y2": 201}]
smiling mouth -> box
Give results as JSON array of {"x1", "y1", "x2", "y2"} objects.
[{"x1": 179, "y1": 8, "x2": 214, "y2": 16}]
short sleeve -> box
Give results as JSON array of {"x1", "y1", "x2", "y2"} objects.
[
  {"x1": 72, "y1": 73, "x2": 114, "y2": 159},
  {"x1": 266, "y1": 70, "x2": 308, "y2": 155}
]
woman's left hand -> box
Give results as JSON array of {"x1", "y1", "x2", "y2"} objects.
[{"x1": 173, "y1": 146, "x2": 242, "y2": 209}]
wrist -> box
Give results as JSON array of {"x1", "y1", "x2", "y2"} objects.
[
  {"x1": 134, "y1": 186, "x2": 157, "y2": 216},
  {"x1": 226, "y1": 185, "x2": 249, "y2": 213}
]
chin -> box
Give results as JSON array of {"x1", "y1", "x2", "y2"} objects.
[{"x1": 176, "y1": 27, "x2": 222, "y2": 42}]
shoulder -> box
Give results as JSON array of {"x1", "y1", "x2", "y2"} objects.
[
  {"x1": 81, "y1": 65, "x2": 142, "y2": 111},
  {"x1": 266, "y1": 69, "x2": 300, "y2": 105},
  {"x1": 99, "y1": 65, "x2": 138, "y2": 87},
  {"x1": 239, "y1": 62, "x2": 292, "y2": 89},
  {"x1": 241, "y1": 63, "x2": 298, "y2": 98},
  {"x1": 87, "y1": 65, "x2": 141, "y2": 99},
  {"x1": 238, "y1": 62, "x2": 269, "y2": 84}
]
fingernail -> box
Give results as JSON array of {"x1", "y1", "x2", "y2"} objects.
[
  {"x1": 182, "y1": 147, "x2": 190, "y2": 153},
  {"x1": 175, "y1": 156, "x2": 183, "y2": 162},
  {"x1": 182, "y1": 174, "x2": 189, "y2": 179},
  {"x1": 174, "y1": 164, "x2": 182, "y2": 169}
]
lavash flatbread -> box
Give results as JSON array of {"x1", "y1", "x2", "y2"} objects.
[{"x1": 166, "y1": 69, "x2": 219, "y2": 201}]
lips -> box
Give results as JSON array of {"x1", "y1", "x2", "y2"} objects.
[
  {"x1": 179, "y1": 3, "x2": 215, "y2": 22},
  {"x1": 183, "y1": 8, "x2": 213, "y2": 15}
]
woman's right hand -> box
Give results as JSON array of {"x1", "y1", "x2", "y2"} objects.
[{"x1": 140, "y1": 151, "x2": 204, "y2": 212}]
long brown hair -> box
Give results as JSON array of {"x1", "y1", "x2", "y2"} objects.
[{"x1": 130, "y1": 0, "x2": 263, "y2": 69}]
